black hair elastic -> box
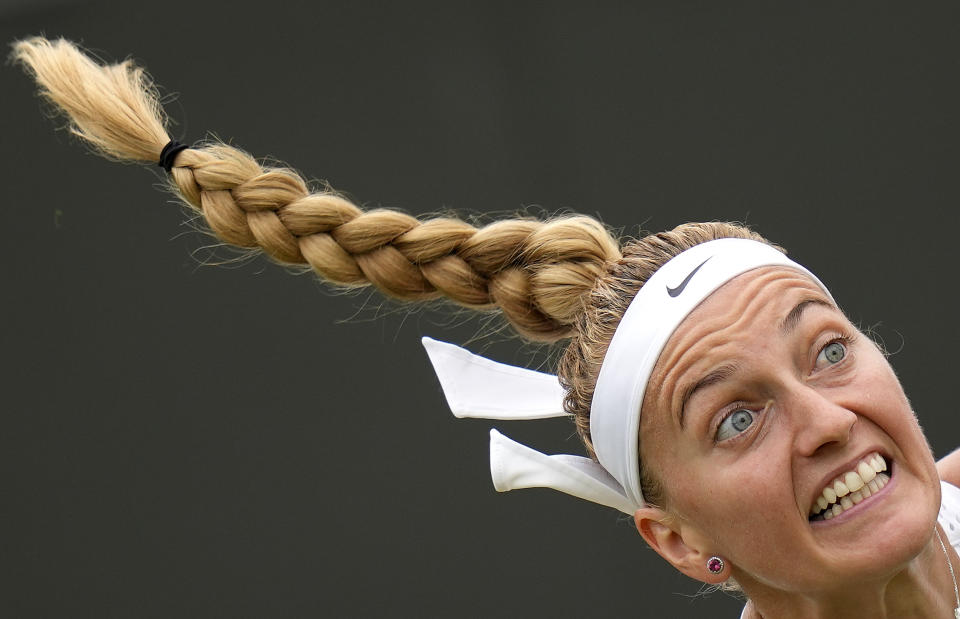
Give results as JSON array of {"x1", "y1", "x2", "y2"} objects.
[{"x1": 157, "y1": 140, "x2": 191, "y2": 173}]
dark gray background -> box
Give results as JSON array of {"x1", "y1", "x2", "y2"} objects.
[{"x1": 2, "y1": 1, "x2": 959, "y2": 617}]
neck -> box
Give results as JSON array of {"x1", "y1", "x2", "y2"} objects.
[{"x1": 742, "y1": 525, "x2": 958, "y2": 619}]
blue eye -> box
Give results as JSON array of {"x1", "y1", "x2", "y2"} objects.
[
  {"x1": 716, "y1": 409, "x2": 755, "y2": 441},
  {"x1": 817, "y1": 341, "x2": 847, "y2": 367}
]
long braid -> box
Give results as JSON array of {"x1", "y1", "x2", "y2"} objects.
[
  {"x1": 13, "y1": 37, "x2": 621, "y2": 342},
  {"x1": 14, "y1": 37, "x2": 778, "y2": 528}
]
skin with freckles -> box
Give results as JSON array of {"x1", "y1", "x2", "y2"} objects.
[{"x1": 632, "y1": 266, "x2": 952, "y2": 618}]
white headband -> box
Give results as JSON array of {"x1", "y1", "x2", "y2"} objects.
[{"x1": 422, "y1": 238, "x2": 834, "y2": 514}]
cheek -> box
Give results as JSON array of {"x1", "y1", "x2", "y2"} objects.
[
  {"x1": 857, "y1": 357, "x2": 929, "y2": 451},
  {"x1": 667, "y1": 456, "x2": 810, "y2": 584},
  {"x1": 667, "y1": 446, "x2": 795, "y2": 538}
]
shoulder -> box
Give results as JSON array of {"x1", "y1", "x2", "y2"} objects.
[{"x1": 937, "y1": 448, "x2": 960, "y2": 488}]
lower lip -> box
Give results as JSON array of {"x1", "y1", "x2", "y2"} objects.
[{"x1": 809, "y1": 460, "x2": 896, "y2": 527}]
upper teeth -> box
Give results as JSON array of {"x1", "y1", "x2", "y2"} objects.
[{"x1": 810, "y1": 453, "x2": 889, "y2": 520}]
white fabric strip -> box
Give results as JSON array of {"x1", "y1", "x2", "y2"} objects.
[
  {"x1": 489, "y1": 430, "x2": 639, "y2": 514},
  {"x1": 422, "y1": 238, "x2": 834, "y2": 514},
  {"x1": 422, "y1": 337, "x2": 638, "y2": 513},
  {"x1": 421, "y1": 337, "x2": 566, "y2": 420}
]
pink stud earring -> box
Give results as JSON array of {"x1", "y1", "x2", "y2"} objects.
[{"x1": 707, "y1": 556, "x2": 725, "y2": 574}]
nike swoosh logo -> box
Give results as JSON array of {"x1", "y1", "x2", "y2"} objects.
[{"x1": 666, "y1": 257, "x2": 711, "y2": 297}]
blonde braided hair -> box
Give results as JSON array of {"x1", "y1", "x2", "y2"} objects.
[
  {"x1": 13, "y1": 37, "x2": 778, "y2": 512},
  {"x1": 13, "y1": 37, "x2": 622, "y2": 343}
]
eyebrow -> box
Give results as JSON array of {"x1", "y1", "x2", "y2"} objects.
[
  {"x1": 676, "y1": 296, "x2": 835, "y2": 428},
  {"x1": 679, "y1": 363, "x2": 739, "y2": 429},
  {"x1": 779, "y1": 297, "x2": 833, "y2": 335}
]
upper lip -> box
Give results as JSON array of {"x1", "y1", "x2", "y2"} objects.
[{"x1": 805, "y1": 447, "x2": 888, "y2": 514}]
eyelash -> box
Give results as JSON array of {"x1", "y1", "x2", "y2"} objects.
[
  {"x1": 711, "y1": 330, "x2": 858, "y2": 444},
  {"x1": 816, "y1": 331, "x2": 858, "y2": 366},
  {"x1": 713, "y1": 402, "x2": 762, "y2": 444}
]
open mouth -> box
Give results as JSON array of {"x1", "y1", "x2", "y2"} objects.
[{"x1": 808, "y1": 453, "x2": 891, "y2": 522}]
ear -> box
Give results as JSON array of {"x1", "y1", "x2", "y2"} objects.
[{"x1": 633, "y1": 506, "x2": 729, "y2": 585}]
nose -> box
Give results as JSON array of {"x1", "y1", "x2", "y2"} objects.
[{"x1": 788, "y1": 385, "x2": 858, "y2": 457}]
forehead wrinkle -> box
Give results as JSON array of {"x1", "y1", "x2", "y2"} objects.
[{"x1": 648, "y1": 269, "x2": 823, "y2": 432}]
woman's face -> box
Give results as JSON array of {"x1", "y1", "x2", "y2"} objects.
[{"x1": 638, "y1": 266, "x2": 941, "y2": 592}]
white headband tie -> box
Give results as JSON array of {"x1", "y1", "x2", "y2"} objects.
[{"x1": 422, "y1": 238, "x2": 834, "y2": 514}]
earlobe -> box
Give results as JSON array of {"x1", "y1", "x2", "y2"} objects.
[
  {"x1": 633, "y1": 506, "x2": 698, "y2": 574},
  {"x1": 633, "y1": 506, "x2": 730, "y2": 584}
]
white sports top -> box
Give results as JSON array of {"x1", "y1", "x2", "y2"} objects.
[
  {"x1": 939, "y1": 480, "x2": 960, "y2": 548},
  {"x1": 738, "y1": 480, "x2": 960, "y2": 618}
]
